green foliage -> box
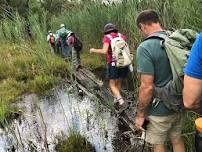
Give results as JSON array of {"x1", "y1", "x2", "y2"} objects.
[
  {"x1": 56, "y1": 131, "x2": 95, "y2": 152},
  {"x1": 28, "y1": 74, "x2": 59, "y2": 94},
  {"x1": 182, "y1": 112, "x2": 199, "y2": 152},
  {"x1": 81, "y1": 52, "x2": 105, "y2": 70},
  {"x1": 0, "y1": 78, "x2": 26, "y2": 102},
  {"x1": 0, "y1": 41, "x2": 70, "y2": 121},
  {"x1": 0, "y1": 98, "x2": 8, "y2": 124}
]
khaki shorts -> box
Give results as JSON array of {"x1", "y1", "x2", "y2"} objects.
[{"x1": 145, "y1": 113, "x2": 184, "y2": 145}]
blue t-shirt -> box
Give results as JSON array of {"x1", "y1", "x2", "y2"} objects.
[{"x1": 184, "y1": 32, "x2": 202, "y2": 79}]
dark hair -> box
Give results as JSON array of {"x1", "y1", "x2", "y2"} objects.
[
  {"x1": 136, "y1": 10, "x2": 160, "y2": 29},
  {"x1": 104, "y1": 29, "x2": 118, "y2": 35}
]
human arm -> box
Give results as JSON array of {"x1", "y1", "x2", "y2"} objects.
[
  {"x1": 135, "y1": 74, "x2": 154, "y2": 130},
  {"x1": 135, "y1": 45, "x2": 155, "y2": 129},
  {"x1": 183, "y1": 75, "x2": 202, "y2": 112},
  {"x1": 137, "y1": 74, "x2": 154, "y2": 117},
  {"x1": 183, "y1": 33, "x2": 202, "y2": 113},
  {"x1": 89, "y1": 43, "x2": 109, "y2": 54}
]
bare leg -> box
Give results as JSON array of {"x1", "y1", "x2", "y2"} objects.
[
  {"x1": 109, "y1": 79, "x2": 121, "y2": 98},
  {"x1": 115, "y1": 79, "x2": 125, "y2": 104},
  {"x1": 72, "y1": 47, "x2": 80, "y2": 68},
  {"x1": 171, "y1": 137, "x2": 185, "y2": 152},
  {"x1": 115, "y1": 79, "x2": 122, "y2": 91},
  {"x1": 153, "y1": 144, "x2": 167, "y2": 152}
]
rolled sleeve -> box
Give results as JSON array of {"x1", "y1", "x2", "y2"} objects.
[
  {"x1": 102, "y1": 36, "x2": 111, "y2": 45},
  {"x1": 136, "y1": 45, "x2": 154, "y2": 75}
]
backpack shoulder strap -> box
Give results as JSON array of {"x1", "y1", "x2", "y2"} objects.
[
  {"x1": 106, "y1": 34, "x2": 113, "y2": 41},
  {"x1": 67, "y1": 32, "x2": 74, "y2": 38},
  {"x1": 145, "y1": 33, "x2": 166, "y2": 41},
  {"x1": 144, "y1": 31, "x2": 171, "y2": 41}
]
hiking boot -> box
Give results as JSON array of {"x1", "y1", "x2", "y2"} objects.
[
  {"x1": 118, "y1": 101, "x2": 129, "y2": 113},
  {"x1": 76, "y1": 65, "x2": 82, "y2": 71},
  {"x1": 114, "y1": 101, "x2": 128, "y2": 114},
  {"x1": 114, "y1": 102, "x2": 120, "y2": 111}
]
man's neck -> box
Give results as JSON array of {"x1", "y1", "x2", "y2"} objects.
[{"x1": 147, "y1": 24, "x2": 164, "y2": 36}]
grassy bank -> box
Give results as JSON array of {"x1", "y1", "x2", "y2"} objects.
[
  {"x1": 56, "y1": 130, "x2": 95, "y2": 152},
  {"x1": 0, "y1": 41, "x2": 70, "y2": 122}
]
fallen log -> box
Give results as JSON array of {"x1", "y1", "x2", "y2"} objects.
[{"x1": 75, "y1": 68, "x2": 137, "y2": 132}]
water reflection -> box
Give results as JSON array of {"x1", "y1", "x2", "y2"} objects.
[{"x1": 0, "y1": 87, "x2": 119, "y2": 152}]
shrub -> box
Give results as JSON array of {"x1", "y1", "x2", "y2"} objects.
[{"x1": 56, "y1": 131, "x2": 95, "y2": 152}]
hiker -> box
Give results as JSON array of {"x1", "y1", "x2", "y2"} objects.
[
  {"x1": 66, "y1": 32, "x2": 82, "y2": 70},
  {"x1": 56, "y1": 24, "x2": 72, "y2": 58},
  {"x1": 47, "y1": 31, "x2": 56, "y2": 54},
  {"x1": 55, "y1": 30, "x2": 62, "y2": 55},
  {"x1": 90, "y1": 23, "x2": 131, "y2": 112},
  {"x1": 135, "y1": 10, "x2": 185, "y2": 152},
  {"x1": 183, "y1": 32, "x2": 202, "y2": 114}
]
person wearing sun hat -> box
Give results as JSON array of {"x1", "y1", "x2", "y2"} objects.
[{"x1": 90, "y1": 23, "x2": 129, "y2": 113}]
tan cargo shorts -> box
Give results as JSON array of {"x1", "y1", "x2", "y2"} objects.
[{"x1": 145, "y1": 113, "x2": 185, "y2": 145}]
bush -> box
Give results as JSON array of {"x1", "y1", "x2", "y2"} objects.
[
  {"x1": 28, "y1": 74, "x2": 59, "y2": 94},
  {"x1": 56, "y1": 131, "x2": 95, "y2": 152}
]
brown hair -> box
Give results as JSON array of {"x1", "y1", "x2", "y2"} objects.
[{"x1": 136, "y1": 10, "x2": 160, "y2": 29}]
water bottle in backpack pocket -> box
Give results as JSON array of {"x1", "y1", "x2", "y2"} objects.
[{"x1": 73, "y1": 35, "x2": 83, "y2": 52}]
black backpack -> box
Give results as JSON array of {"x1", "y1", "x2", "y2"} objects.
[{"x1": 73, "y1": 34, "x2": 83, "y2": 52}]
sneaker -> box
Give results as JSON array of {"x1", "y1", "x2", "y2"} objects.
[
  {"x1": 76, "y1": 65, "x2": 82, "y2": 71},
  {"x1": 114, "y1": 101, "x2": 128, "y2": 114},
  {"x1": 118, "y1": 101, "x2": 129, "y2": 113},
  {"x1": 114, "y1": 101, "x2": 120, "y2": 111}
]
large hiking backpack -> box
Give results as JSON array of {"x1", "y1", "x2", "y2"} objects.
[
  {"x1": 60, "y1": 28, "x2": 71, "y2": 40},
  {"x1": 146, "y1": 29, "x2": 198, "y2": 112},
  {"x1": 107, "y1": 33, "x2": 132, "y2": 67},
  {"x1": 49, "y1": 35, "x2": 55, "y2": 45},
  {"x1": 73, "y1": 34, "x2": 83, "y2": 52},
  {"x1": 66, "y1": 32, "x2": 83, "y2": 52}
]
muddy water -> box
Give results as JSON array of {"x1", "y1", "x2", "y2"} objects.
[{"x1": 0, "y1": 86, "x2": 121, "y2": 152}]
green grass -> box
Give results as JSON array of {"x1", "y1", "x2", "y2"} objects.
[
  {"x1": 81, "y1": 51, "x2": 105, "y2": 70},
  {"x1": 182, "y1": 112, "x2": 199, "y2": 152},
  {"x1": 0, "y1": 41, "x2": 71, "y2": 122},
  {"x1": 55, "y1": 130, "x2": 95, "y2": 152}
]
